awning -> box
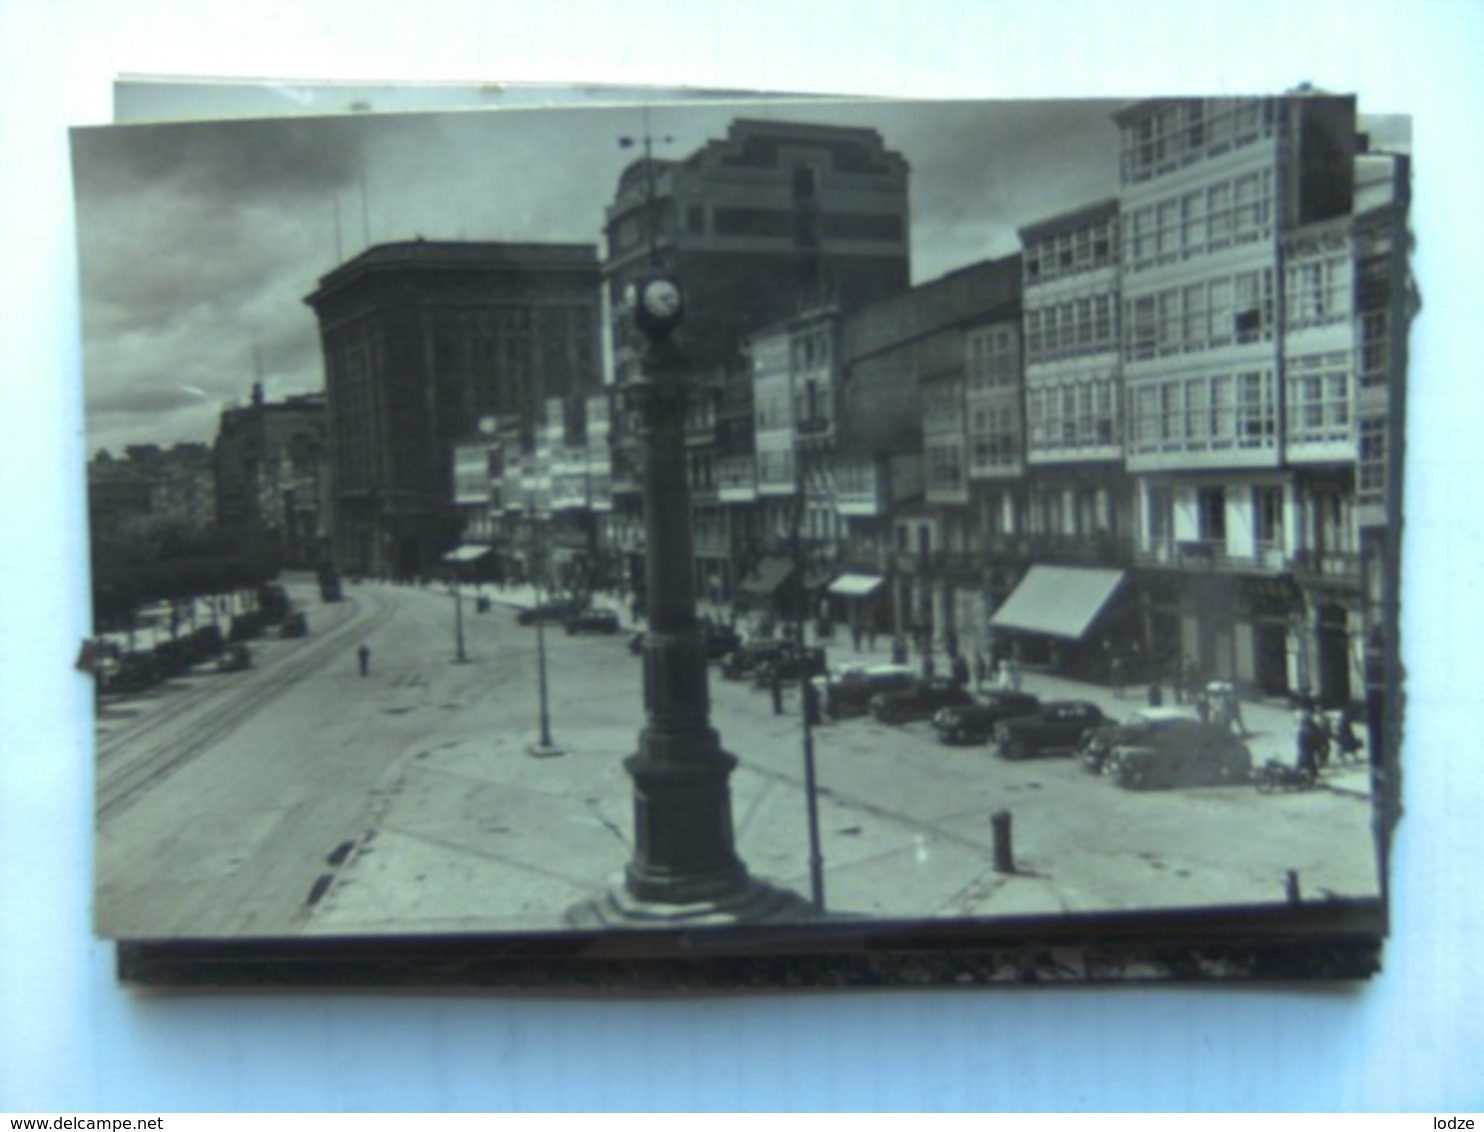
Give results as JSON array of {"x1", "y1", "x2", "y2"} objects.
[
  {"x1": 989, "y1": 565, "x2": 1126, "y2": 640},
  {"x1": 828, "y1": 572, "x2": 884, "y2": 597},
  {"x1": 442, "y1": 545, "x2": 493, "y2": 564},
  {"x1": 738, "y1": 556, "x2": 794, "y2": 597}
]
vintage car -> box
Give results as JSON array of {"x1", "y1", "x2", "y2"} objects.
[
  {"x1": 103, "y1": 650, "x2": 161, "y2": 694},
  {"x1": 563, "y1": 608, "x2": 621, "y2": 635},
  {"x1": 870, "y1": 677, "x2": 976, "y2": 725},
  {"x1": 813, "y1": 663, "x2": 917, "y2": 720},
  {"x1": 752, "y1": 644, "x2": 828, "y2": 688},
  {"x1": 701, "y1": 620, "x2": 743, "y2": 659},
  {"x1": 931, "y1": 690, "x2": 1043, "y2": 745},
  {"x1": 1106, "y1": 720, "x2": 1254, "y2": 790},
  {"x1": 1077, "y1": 706, "x2": 1200, "y2": 775},
  {"x1": 720, "y1": 639, "x2": 791, "y2": 681},
  {"x1": 630, "y1": 621, "x2": 742, "y2": 659},
  {"x1": 516, "y1": 597, "x2": 587, "y2": 626},
  {"x1": 991, "y1": 700, "x2": 1111, "y2": 759},
  {"x1": 216, "y1": 642, "x2": 253, "y2": 673}
]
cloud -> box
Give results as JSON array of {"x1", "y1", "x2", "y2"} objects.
[{"x1": 71, "y1": 98, "x2": 1135, "y2": 452}]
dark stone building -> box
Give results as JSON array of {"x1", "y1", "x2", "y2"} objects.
[{"x1": 304, "y1": 240, "x2": 604, "y2": 578}]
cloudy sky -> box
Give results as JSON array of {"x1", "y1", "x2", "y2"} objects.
[{"x1": 72, "y1": 95, "x2": 1139, "y2": 455}]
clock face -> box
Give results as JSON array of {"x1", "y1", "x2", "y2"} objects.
[{"x1": 642, "y1": 279, "x2": 682, "y2": 320}]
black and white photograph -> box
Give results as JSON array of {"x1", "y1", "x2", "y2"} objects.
[{"x1": 74, "y1": 93, "x2": 1411, "y2": 976}]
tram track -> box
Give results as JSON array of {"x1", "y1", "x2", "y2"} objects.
[{"x1": 97, "y1": 589, "x2": 399, "y2": 822}]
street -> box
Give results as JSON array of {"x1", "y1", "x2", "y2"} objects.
[{"x1": 94, "y1": 576, "x2": 1381, "y2": 939}]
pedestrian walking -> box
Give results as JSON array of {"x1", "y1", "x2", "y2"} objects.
[
  {"x1": 1311, "y1": 707, "x2": 1333, "y2": 770},
  {"x1": 1195, "y1": 689, "x2": 1211, "y2": 725},
  {"x1": 867, "y1": 625, "x2": 877, "y2": 652},
  {"x1": 1335, "y1": 704, "x2": 1363, "y2": 764},
  {"x1": 921, "y1": 652, "x2": 936, "y2": 680},
  {"x1": 851, "y1": 621, "x2": 863, "y2": 653},
  {"x1": 1110, "y1": 653, "x2": 1126, "y2": 698},
  {"x1": 1006, "y1": 655, "x2": 1023, "y2": 692},
  {"x1": 891, "y1": 634, "x2": 908, "y2": 665},
  {"x1": 770, "y1": 669, "x2": 784, "y2": 716},
  {"x1": 973, "y1": 651, "x2": 988, "y2": 691},
  {"x1": 1146, "y1": 682, "x2": 1163, "y2": 707},
  {"x1": 951, "y1": 652, "x2": 970, "y2": 688},
  {"x1": 357, "y1": 644, "x2": 370, "y2": 677},
  {"x1": 1295, "y1": 710, "x2": 1320, "y2": 780}
]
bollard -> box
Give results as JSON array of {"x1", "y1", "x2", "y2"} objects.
[
  {"x1": 1284, "y1": 868, "x2": 1302, "y2": 904},
  {"x1": 991, "y1": 809, "x2": 1015, "y2": 874}
]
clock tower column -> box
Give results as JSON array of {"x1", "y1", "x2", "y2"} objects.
[{"x1": 569, "y1": 275, "x2": 811, "y2": 925}]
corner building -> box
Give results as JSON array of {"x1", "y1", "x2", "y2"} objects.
[
  {"x1": 305, "y1": 241, "x2": 603, "y2": 579},
  {"x1": 1115, "y1": 94, "x2": 1362, "y2": 701}
]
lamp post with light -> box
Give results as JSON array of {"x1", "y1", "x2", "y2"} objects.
[
  {"x1": 568, "y1": 272, "x2": 810, "y2": 925},
  {"x1": 527, "y1": 502, "x2": 563, "y2": 759}
]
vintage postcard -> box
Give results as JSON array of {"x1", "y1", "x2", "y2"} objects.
[{"x1": 74, "y1": 93, "x2": 1410, "y2": 983}]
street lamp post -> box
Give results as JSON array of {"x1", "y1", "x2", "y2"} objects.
[
  {"x1": 528, "y1": 510, "x2": 563, "y2": 758},
  {"x1": 793, "y1": 418, "x2": 829, "y2": 913},
  {"x1": 453, "y1": 574, "x2": 468, "y2": 664},
  {"x1": 568, "y1": 273, "x2": 810, "y2": 926}
]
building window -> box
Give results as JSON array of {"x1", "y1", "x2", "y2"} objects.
[
  {"x1": 1253, "y1": 485, "x2": 1284, "y2": 555},
  {"x1": 1358, "y1": 416, "x2": 1387, "y2": 503},
  {"x1": 1287, "y1": 353, "x2": 1353, "y2": 445},
  {"x1": 1237, "y1": 370, "x2": 1275, "y2": 445},
  {"x1": 1359, "y1": 310, "x2": 1389, "y2": 389},
  {"x1": 1198, "y1": 487, "x2": 1227, "y2": 545}
]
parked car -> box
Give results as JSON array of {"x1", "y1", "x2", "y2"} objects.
[
  {"x1": 752, "y1": 644, "x2": 828, "y2": 687},
  {"x1": 1078, "y1": 706, "x2": 1200, "y2": 775},
  {"x1": 701, "y1": 620, "x2": 743, "y2": 659},
  {"x1": 629, "y1": 621, "x2": 743, "y2": 659},
  {"x1": 815, "y1": 663, "x2": 916, "y2": 719},
  {"x1": 992, "y1": 700, "x2": 1110, "y2": 759},
  {"x1": 931, "y1": 690, "x2": 1043, "y2": 745},
  {"x1": 216, "y1": 642, "x2": 253, "y2": 673},
  {"x1": 103, "y1": 650, "x2": 161, "y2": 694},
  {"x1": 517, "y1": 597, "x2": 586, "y2": 626},
  {"x1": 720, "y1": 639, "x2": 791, "y2": 681},
  {"x1": 870, "y1": 677, "x2": 976, "y2": 725},
  {"x1": 564, "y1": 608, "x2": 621, "y2": 635},
  {"x1": 1106, "y1": 720, "x2": 1254, "y2": 790}
]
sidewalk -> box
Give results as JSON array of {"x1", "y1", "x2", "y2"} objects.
[
  {"x1": 305, "y1": 583, "x2": 1373, "y2": 936},
  {"x1": 433, "y1": 578, "x2": 1369, "y2": 792}
]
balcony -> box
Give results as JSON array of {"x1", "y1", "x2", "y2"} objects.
[
  {"x1": 1023, "y1": 531, "x2": 1134, "y2": 568},
  {"x1": 1137, "y1": 538, "x2": 1292, "y2": 574},
  {"x1": 1291, "y1": 548, "x2": 1361, "y2": 587}
]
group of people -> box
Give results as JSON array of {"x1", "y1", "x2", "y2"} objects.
[{"x1": 1294, "y1": 701, "x2": 1364, "y2": 778}]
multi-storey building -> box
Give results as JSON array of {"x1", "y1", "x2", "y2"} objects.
[
  {"x1": 838, "y1": 257, "x2": 1022, "y2": 644},
  {"x1": 213, "y1": 386, "x2": 328, "y2": 568},
  {"x1": 1351, "y1": 150, "x2": 1410, "y2": 676},
  {"x1": 984, "y1": 201, "x2": 1138, "y2": 672},
  {"x1": 304, "y1": 240, "x2": 603, "y2": 579},
  {"x1": 601, "y1": 118, "x2": 912, "y2": 612},
  {"x1": 1113, "y1": 94, "x2": 1361, "y2": 700}
]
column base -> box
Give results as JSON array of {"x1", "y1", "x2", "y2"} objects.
[
  {"x1": 527, "y1": 739, "x2": 567, "y2": 759},
  {"x1": 565, "y1": 874, "x2": 816, "y2": 930}
]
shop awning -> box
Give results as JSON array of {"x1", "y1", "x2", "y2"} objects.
[
  {"x1": 442, "y1": 545, "x2": 493, "y2": 563},
  {"x1": 828, "y1": 572, "x2": 884, "y2": 597},
  {"x1": 989, "y1": 566, "x2": 1126, "y2": 640},
  {"x1": 738, "y1": 556, "x2": 794, "y2": 597}
]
